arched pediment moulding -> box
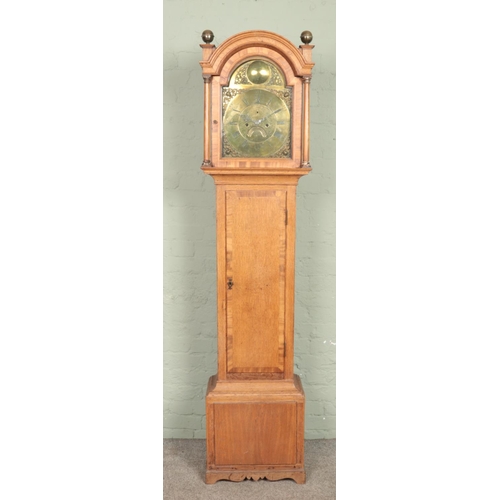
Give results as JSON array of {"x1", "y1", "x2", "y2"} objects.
[{"x1": 200, "y1": 30, "x2": 314, "y2": 84}]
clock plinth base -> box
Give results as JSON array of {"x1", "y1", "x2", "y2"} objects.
[
  {"x1": 205, "y1": 374, "x2": 306, "y2": 484},
  {"x1": 206, "y1": 468, "x2": 306, "y2": 484}
]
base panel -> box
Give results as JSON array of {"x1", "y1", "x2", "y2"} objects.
[{"x1": 205, "y1": 374, "x2": 305, "y2": 484}]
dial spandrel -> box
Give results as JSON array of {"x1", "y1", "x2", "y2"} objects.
[{"x1": 222, "y1": 59, "x2": 292, "y2": 159}]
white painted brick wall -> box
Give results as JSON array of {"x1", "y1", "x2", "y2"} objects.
[{"x1": 164, "y1": 0, "x2": 335, "y2": 439}]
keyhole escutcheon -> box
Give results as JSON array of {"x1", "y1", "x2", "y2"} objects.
[{"x1": 227, "y1": 278, "x2": 234, "y2": 290}]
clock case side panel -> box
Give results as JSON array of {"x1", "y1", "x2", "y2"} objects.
[
  {"x1": 215, "y1": 184, "x2": 228, "y2": 380},
  {"x1": 210, "y1": 47, "x2": 304, "y2": 170}
]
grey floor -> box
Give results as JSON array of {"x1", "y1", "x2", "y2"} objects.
[{"x1": 164, "y1": 439, "x2": 336, "y2": 500}]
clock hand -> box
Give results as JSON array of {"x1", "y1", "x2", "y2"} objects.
[
  {"x1": 255, "y1": 108, "x2": 283, "y2": 124},
  {"x1": 241, "y1": 113, "x2": 257, "y2": 125}
]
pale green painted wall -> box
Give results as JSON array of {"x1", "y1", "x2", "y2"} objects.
[{"x1": 164, "y1": 0, "x2": 335, "y2": 439}]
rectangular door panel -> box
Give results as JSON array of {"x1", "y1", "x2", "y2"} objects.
[
  {"x1": 214, "y1": 403, "x2": 297, "y2": 465},
  {"x1": 225, "y1": 189, "x2": 286, "y2": 374}
]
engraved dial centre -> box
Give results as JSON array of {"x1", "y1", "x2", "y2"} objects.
[{"x1": 239, "y1": 103, "x2": 277, "y2": 143}]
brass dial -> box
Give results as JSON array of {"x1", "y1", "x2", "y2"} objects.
[{"x1": 223, "y1": 88, "x2": 290, "y2": 158}]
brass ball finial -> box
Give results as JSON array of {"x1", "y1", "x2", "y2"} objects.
[
  {"x1": 201, "y1": 30, "x2": 214, "y2": 43},
  {"x1": 300, "y1": 30, "x2": 313, "y2": 44}
]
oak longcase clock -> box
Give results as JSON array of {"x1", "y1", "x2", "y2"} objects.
[{"x1": 199, "y1": 29, "x2": 314, "y2": 484}]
